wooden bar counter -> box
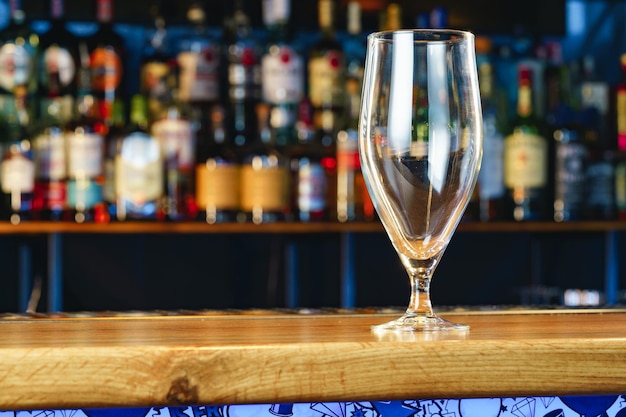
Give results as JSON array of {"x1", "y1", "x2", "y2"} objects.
[{"x1": 1, "y1": 308, "x2": 625, "y2": 411}]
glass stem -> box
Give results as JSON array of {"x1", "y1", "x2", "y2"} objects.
[{"x1": 406, "y1": 272, "x2": 436, "y2": 318}]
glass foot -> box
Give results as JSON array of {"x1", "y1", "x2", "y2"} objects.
[{"x1": 371, "y1": 313, "x2": 469, "y2": 333}]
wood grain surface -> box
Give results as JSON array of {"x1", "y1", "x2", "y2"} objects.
[{"x1": 1, "y1": 309, "x2": 625, "y2": 410}]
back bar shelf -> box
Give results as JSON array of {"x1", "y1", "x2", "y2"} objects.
[{"x1": 3, "y1": 220, "x2": 623, "y2": 312}]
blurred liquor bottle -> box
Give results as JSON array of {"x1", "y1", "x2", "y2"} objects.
[
  {"x1": 87, "y1": 0, "x2": 125, "y2": 126},
  {"x1": 239, "y1": 103, "x2": 288, "y2": 223},
  {"x1": 177, "y1": 1, "x2": 222, "y2": 132},
  {"x1": 579, "y1": 55, "x2": 609, "y2": 141},
  {"x1": 261, "y1": 0, "x2": 304, "y2": 149},
  {"x1": 287, "y1": 98, "x2": 333, "y2": 222},
  {"x1": 503, "y1": 66, "x2": 549, "y2": 221},
  {"x1": 336, "y1": 1, "x2": 371, "y2": 223},
  {"x1": 224, "y1": 0, "x2": 262, "y2": 149},
  {"x1": 0, "y1": 0, "x2": 39, "y2": 121},
  {"x1": 102, "y1": 99, "x2": 125, "y2": 221},
  {"x1": 37, "y1": 0, "x2": 78, "y2": 128},
  {"x1": 540, "y1": 42, "x2": 577, "y2": 222},
  {"x1": 308, "y1": 0, "x2": 346, "y2": 144},
  {"x1": 0, "y1": 88, "x2": 34, "y2": 224},
  {"x1": 140, "y1": 5, "x2": 174, "y2": 122},
  {"x1": 585, "y1": 147, "x2": 615, "y2": 220},
  {"x1": 114, "y1": 94, "x2": 163, "y2": 221},
  {"x1": 307, "y1": 0, "x2": 345, "y2": 220},
  {"x1": 552, "y1": 125, "x2": 586, "y2": 222},
  {"x1": 614, "y1": 54, "x2": 626, "y2": 220},
  {"x1": 151, "y1": 61, "x2": 197, "y2": 221},
  {"x1": 32, "y1": 78, "x2": 72, "y2": 222},
  {"x1": 343, "y1": 1, "x2": 365, "y2": 96},
  {"x1": 569, "y1": 55, "x2": 613, "y2": 221},
  {"x1": 64, "y1": 93, "x2": 107, "y2": 223},
  {"x1": 195, "y1": 104, "x2": 240, "y2": 223},
  {"x1": 337, "y1": 125, "x2": 371, "y2": 223},
  {"x1": 31, "y1": 0, "x2": 78, "y2": 222},
  {"x1": 542, "y1": 41, "x2": 569, "y2": 130},
  {"x1": 475, "y1": 38, "x2": 506, "y2": 222}
]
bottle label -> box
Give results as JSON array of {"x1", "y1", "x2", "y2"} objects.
[
  {"x1": 337, "y1": 128, "x2": 362, "y2": 221},
  {"x1": 228, "y1": 47, "x2": 261, "y2": 101},
  {"x1": 615, "y1": 161, "x2": 626, "y2": 211},
  {"x1": 240, "y1": 165, "x2": 286, "y2": 211},
  {"x1": 308, "y1": 52, "x2": 344, "y2": 107},
  {"x1": 261, "y1": 46, "x2": 304, "y2": 104},
  {"x1": 1, "y1": 154, "x2": 34, "y2": 193},
  {"x1": 410, "y1": 140, "x2": 429, "y2": 158},
  {"x1": 337, "y1": 130, "x2": 360, "y2": 170},
  {"x1": 90, "y1": 47, "x2": 122, "y2": 93},
  {"x1": 0, "y1": 43, "x2": 34, "y2": 91},
  {"x1": 103, "y1": 157, "x2": 115, "y2": 203},
  {"x1": 297, "y1": 161, "x2": 327, "y2": 212},
  {"x1": 140, "y1": 61, "x2": 169, "y2": 98},
  {"x1": 177, "y1": 47, "x2": 220, "y2": 102},
  {"x1": 66, "y1": 131, "x2": 104, "y2": 178},
  {"x1": 581, "y1": 81, "x2": 609, "y2": 116},
  {"x1": 554, "y1": 142, "x2": 586, "y2": 203},
  {"x1": 617, "y1": 90, "x2": 626, "y2": 150},
  {"x1": 503, "y1": 132, "x2": 547, "y2": 188},
  {"x1": 33, "y1": 130, "x2": 66, "y2": 180},
  {"x1": 196, "y1": 161, "x2": 240, "y2": 209},
  {"x1": 478, "y1": 130, "x2": 505, "y2": 199},
  {"x1": 151, "y1": 118, "x2": 195, "y2": 170},
  {"x1": 115, "y1": 132, "x2": 162, "y2": 203},
  {"x1": 66, "y1": 178, "x2": 101, "y2": 209},
  {"x1": 269, "y1": 105, "x2": 295, "y2": 130},
  {"x1": 34, "y1": 180, "x2": 66, "y2": 210},
  {"x1": 39, "y1": 95, "x2": 74, "y2": 125},
  {"x1": 40, "y1": 45, "x2": 76, "y2": 89},
  {"x1": 586, "y1": 159, "x2": 614, "y2": 209}
]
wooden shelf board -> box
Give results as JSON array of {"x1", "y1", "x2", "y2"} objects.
[{"x1": 0, "y1": 220, "x2": 624, "y2": 235}]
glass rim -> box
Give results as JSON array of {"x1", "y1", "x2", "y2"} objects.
[{"x1": 367, "y1": 28, "x2": 474, "y2": 43}]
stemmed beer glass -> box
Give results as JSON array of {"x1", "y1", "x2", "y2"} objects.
[{"x1": 359, "y1": 29, "x2": 482, "y2": 332}]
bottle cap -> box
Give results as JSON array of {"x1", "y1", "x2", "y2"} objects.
[
  {"x1": 263, "y1": 0, "x2": 290, "y2": 26},
  {"x1": 319, "y1": 0, "x2": 334, "y2": 30},
  {"x1": 347, "y1": 1, "x2": 361, "y2": 34},
  {"x1": 518, "y1": 66, "x2": 533, "y2": 85}
]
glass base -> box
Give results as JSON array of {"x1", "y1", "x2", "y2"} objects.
[{"x1": 371, "y1": 313, "x2": 470, "y2": 333}]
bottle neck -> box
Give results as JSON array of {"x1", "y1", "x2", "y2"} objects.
[
  {"x1": 255, "y1": 104, "x2": 272, "y2": 145},
  {"x1": 517, "y1": 84, "x2": 533, "y2": 119},
  {"x1": 50, "y1": 0, "x2": 64, "y2": 21},
  {"x1": 9, "y1": 0, "x2": 21, "y2": 15},
  {"x1": 318, "y1": 0, "x2": 335, "y2": 38},
  {"x1": 187, "y1": 3, "x2": 207, "y2": 35},
  {"x1": 110, "y1": 100, "x2": 126, "y2": 129},
  {"x1": 8, "y1": 0, "x2": 27, "y2": 29},
  {"x1": 479, "y1": 62, "x2": 494, "y2": 103},
  {"x1": 229, "y1": 0, "x2": 253, "y2": 41},
  {"x1": 96, "y1": 0, "x2": 113, "y2": 24},
  {"x1": 14, "y1": 87, "x2": 29, "y2": 127},
  {"x1": 263, "y1": 0, "x2": 290, "y2": 42},
  {"x1": 385, "y1": 3, "x2": 401, "y2": 31},
  {"x1": 209, "y1": 106, "x2": 227, "y2": 145},
  {"x1": 130, "y1": 96, "x2": 149, "y2": 129},
  {"x1": 150, "y1": 17, "x2": 167, "y2": 52},
  {"x1": 516, "y1": 68, "x2": 534, "y2": 118},
  {"x1": 346, "y1": 2, "x2": 361, "y2": 35},
  {"x1": 233, "y1": 11, "x2": 252, "y2": 40}
]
